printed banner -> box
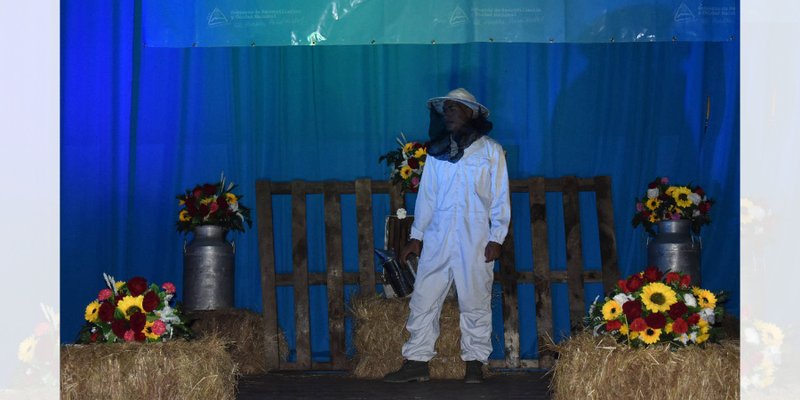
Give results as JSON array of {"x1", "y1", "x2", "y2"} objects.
[{"x1": 142, "y1": 0, "x2": 738, "y2": 47}]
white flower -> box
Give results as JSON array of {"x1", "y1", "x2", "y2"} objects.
[
  {"x1": 699, "y1": 308, "x2": 716, "y2": 324},
  {"x1": 396, "y1": 208, "x2": 407, "y2": 219},
  {"x1": 688, "y1": 193, "x2": 702, "y2": 205},
  {"x1": 692, "y1": 209, "x2": 700, "y2": 217},
  {"x1": 683, "y1": 293, "x2": 697, "y2": 307},
  {"x1": 744, "y1": 327, "x2": 760, "y2": 344},
  {"x1": 613, "y1": 293, "x2": 632, "y2": 307},
  {"x1": 647, "y1": 188, "x2": 659, "y2": 199},
  {"x1": 676, "y1": 333, "x2": 690, "y2": 345}
]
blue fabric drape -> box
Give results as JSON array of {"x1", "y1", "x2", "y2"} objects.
[{"x1": 62, "y1": 1, "x2": 739, "y2": 361}]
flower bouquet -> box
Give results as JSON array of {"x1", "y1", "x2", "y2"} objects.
[
  {"x1": 632, "y1": 176, "x2": 713, "y2": 236},
  {"x1": 176, "y1": 173, "x2": 252, "y2": 234},
  {"x1": 379, "y1": 133, "x2": 427, "y2": 193},
  {"x1": 77, "y1": 274, "x2": 192, "y2": 343},
  {"x1": 585, "y1": 267, "x2": 725, "y2": 348}
]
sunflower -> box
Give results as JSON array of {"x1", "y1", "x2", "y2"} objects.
[
  {"x1": 755, "y1": 321, "x2": 784, "y2": 346},
  {"x1": 692, "y1": 287, "x2": 717, "y2": 309},
  {"x1": 619, "y1": 324, "x2": 629, "y2": 336},
  {"x1": 85, "y1": 300, "x2": 101, "y2": 322},
  {"x1": 648, "y1": 213, "x2": 659, "y2": 223},
  {"x1": 414, "y1": 147, "x2": 427, "y2": 158},
  {"x1": 143, "y1": 320, "x2": 160, "y2": 340},
  {"x1": 403, "y1": 142, "x2": 415, "y2": 153},
  {"x1": 200, "y1": 196, "x2": 216, "y2": 205},
  {"x1": 671, "y1": 186, "x2": 693, "y2": 207},
  {"x1": 117, "y1": 295, "x2": 145, "y2": 319},
  {"x1": 645, "y1": 197, "x2": 662, "y2": 211},
  {"x1": 601, "y1": 300, "x2": 622, "y2": 320},
  {"x1": 640, "y1": 327, "x2": 662, "y2": 344},
  {"x1": 115, "y1": 281, "x2": 126, "y2": 292},
  {"x1": 665, "y1": 186, "x2": 676, "y2": 196},
  {"x1": 400, "y1": 165, "x2": 413, "y2": 179},
  {"x1": 17, "y1": 336, "x2": 37, "y2": 363},
  {"x1": 641, "y1": 282, "x2": 678, "y2": 313},
  {"x1": 665, "y1": 322, "x2": 673, "y2": 334},
  {"x1": 226, "y1": 193, "x2": 238, "y2": 203},
  {"x1": 179, "y1": 210, "x2": 191, "y2": 222}
]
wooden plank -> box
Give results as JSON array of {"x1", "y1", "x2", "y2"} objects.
[
  {"x1": 504, "y1": 270, "x2": 603, "y2": 284},
  {"x1": 529, "y1": 177, "x2": 554, "y2": 369},
  {"x1": 562, "y1": 176, "x2": 586, "y2": 332},
  {"x1": 594, "y1": 176, "x2": 620, "y2": 293},
  {"x1": 355, "y1": 179, "x2": 376, "y2": 295},
  {"x1": 323, "y1": 183, "x2": 346, "y2": 369},
  {"x1": 291, "y1": 181, "x2": 311, "y2": 370},
  {"x1": 255, "y1": 180, "x2": 280, "y2": 371},
  {"x1": 385, "y1": 216, "x2": 414, "y2": 256},
  {"x1": 389, "y1": 183, "x2": 405, "y2": 213},
  {"x1": 498, "y1": 221, "x2": 521, "y2": 368}
]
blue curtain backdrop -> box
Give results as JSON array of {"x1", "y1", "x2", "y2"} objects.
[{"x1": 62, "y1": 0, "x2": 739, "y2": 361}]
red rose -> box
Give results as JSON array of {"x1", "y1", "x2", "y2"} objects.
[
  {"x1": 192, "y1": 186, "x2": 202, "y2": 198},
  {"x1": 643, "y1": 266, "x2": 662, "y2": 282},
  {"x1": 665, "y1": 272, "x2": 681, "y2": 285},
  {"x1": 127, "y1": 277, "x2": 148, "y2": 296},
  {"x1": 687, "y1": 313, "x2": 700, "y2": 325},
  {"x1": 198, "y1": 204, "x2": 210, "y2": 216},
  {"x1": 626, "y1": 274, "x2": 644, "y2": 292},
  {"x1": 623, "y1": 300, "x2": 643, "y2": 320},
  {"x1": 699, "y1": 202, "x2": 711, "y2": 213},
  {"x1": 111, "y1": 319, "x2": 129, "y2": 338},
  {"x1": 216, "y1": 196, "x2": 229, "y2": 211},
  {"x1": 99, "y1": 302, "x2": 116, "y2": 322},
  {"x1": 617, "y1": 279, "x2": 630, "y2": 293},
  {"x1": 90, "y1": 332, "x2": 99, "y2": 342},
  {"x1": 645, "y1": 313, "x2": 667, "y2": 329},
  {"x1": 668, "y1": 302, "x2": 689, "y2": 320},
  {"x1": 679, "y1": 274, "x2": 692, "y2": 288},
  {"x1": 202, "y1": 184, "x2": 217, "y2": 196},
  {"x1": 413, "y1": 142, "x2": 423, "y2": 150},
  {"x1": 130, "y1": 312, "x2": 147, "y2": 332},
  {"x1": 694, "y1": 187, "x2": 705, "y2": 196},
  {"x1": 135, "y1": 331, "x2": 147, "y2": 342},
  {"x1": 630, "y1": 317, "x2": 647, "y2": 332},
  {"x1": 143, "y1": 291, "x2": 160, "y2": 312},
  {"x1": 408, "y1": 158, "x2": 419, "y2": 169},
  {"x1": 648, "y1": 182, "x2": 658, "y2": 189},
  {"x1": 672, "y1": 318, "x2": 689, "y2": 334},
  {"x1": 606, "y1": 320, "x2": 622, "y2": 331}
]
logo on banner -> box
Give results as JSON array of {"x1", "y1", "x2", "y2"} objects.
[
  {"x1": 674, "y1": 2, "x2": 695, "y2": 22},
  {"x1": 208, "y1": 8, "x2": 229, "y2": 26},
  {"x1": 450, "y1": 6, "x2": 468, "y2": 26}
]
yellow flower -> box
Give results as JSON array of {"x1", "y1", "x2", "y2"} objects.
[
  {"x1": 601, "y1": 300, "x2": 622, "y2": 320},
  {"x1": 178, "y1": 199, "x2": 185, "y2": 206},
  {"x1": 400, "y1": 165, "x2": 412, "y2": 179},
  {"x1": 640, "y1": 327, "x2": 662, "y2": 344},
  {"x1": 414, "y1": 148, "x2": 427, "y2": 158},
  {"x1": 671, "y1": 186, "x2": 693, "y2": 207},
  {"x1": 85, "y1": 301, "x2": 101, "y2": 322},
  {"x1": 403, "y1": 142, "x2": 415, "y2": 153},
  {"x1": 641, "y1": 282, "x2": 678, "y2": 313},
  {"x1": 226, "y1": 193, "x2": 238, "y2": 203},
  {"x1": 179, "y1": 210, "x2": 191, "y2": 222},
  {"x1": 665, "y1": 322, "x2": 673, "y2": 334},
  {"x1": 200, "y1": 196, "x2": 215, "y2": 205},
  {"x1": 648, "y1": 213, "x2": 659, "y2": 223},
  {"x1": 117, "y1": 295, "x2": 145, "y2": 319},
  {"x1": 755, "y1": 321, "x2": 784, "y2": 346},
  {"x1": 665, "y1": 186, "x2": 676, "y2": 196},
  {"x1": 692, "y1": 287, "x2": 717, "y2": 309},
  {"x1": 619, "y1": 324, "x2": 629, "y2": 336},
  {"x1": 696, "y1": 332, "x2": 710, "y2": 344},
  {"x1": 698, "y1": 319, "x2": 710, "y2": 334},
  {"x1": 17, "y1": 336, "x2": 37, "y2": 363},
  {"x1": 645, "y1": 197, "x2": 662, "y2": 211},
  {"x1": 115, "y1": 281, "x2": 125, "y2": 292},
  {"x1": 144, "y1": 320, "x2": 160, "y2": 340},
  {"x1": 629, "y1": 331, "x2": 640, "y2": 340}
]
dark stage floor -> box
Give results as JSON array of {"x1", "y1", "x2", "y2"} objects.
[{"x1": 237, "y1": 371, "x2": 552, "y2": 400}]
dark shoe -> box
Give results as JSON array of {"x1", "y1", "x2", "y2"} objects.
[
  {"x1": 464, "y1": 360, "x2": 484, "y2": 384},
  {"x1": 383, "y1": 360, "x2": 430, "y2": 383}
]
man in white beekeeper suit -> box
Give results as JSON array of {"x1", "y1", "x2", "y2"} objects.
[{"x1": 383, "y1": 88, "x2": 511, "y2": 384}]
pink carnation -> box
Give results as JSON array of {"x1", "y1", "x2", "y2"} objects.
[
  {"x1": 411, "y1": 176, "x2": 420, "y2": 186},
  {"x1": 162, "y1": 282, "x2": 176, "y2": 294},
  {"x1": 660, "y1": 177, "x2": 669, "y2": 184},
  {"x1": 671, "y1": 213, "x2": 682, "y2": 220},
  {"x1": 152, "y1": 320, "x2": 167, "y2": 336},
  {"x1": 123, "y1": 330, "x2": 136, "y2": 342},
  {"x1": 636, "y1": 202, "x2": 644, "y2": 212},
  {"x1": 98, "y1": 288, "x2": 113, "y2": 301}
]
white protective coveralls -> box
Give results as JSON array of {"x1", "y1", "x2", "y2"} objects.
[{"x1": 402, "y1": 135, "x2": 511, "y2": 363}]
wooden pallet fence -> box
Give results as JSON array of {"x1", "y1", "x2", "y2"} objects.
[{"x1": 255, "y1": 176, "x2": 620, "y2": 371}]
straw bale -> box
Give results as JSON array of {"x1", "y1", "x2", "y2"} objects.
[
  {"x1": 350, "y1": 295, "x2": 474, "y2": 379},
  {"x1": 188, "y1": 309, "x2": 289, "y2": 374},
  {"x1": 61, "y1": 336, "x2": 237, "y2": 400},
  {"x1": 550, "y1": 332, "x2": 740, "y2": 400}
]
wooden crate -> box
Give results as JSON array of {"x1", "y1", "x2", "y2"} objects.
[{"x1": 255, "y1": 176, "x2": 619, "y2": 371}]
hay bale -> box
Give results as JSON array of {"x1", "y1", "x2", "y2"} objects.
[
  {"x1": 350, "y1": 295, "x2": 467, "y2": 379},
  {"x1": 188, "y1": 309, "x2": 289, "y2": 374},
  {"x1": 61, "y1": 336, "x2": 237, "y2": 400},
  {"x1": 551, "y1": 332, "x2": 740, "y2": 400}
]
